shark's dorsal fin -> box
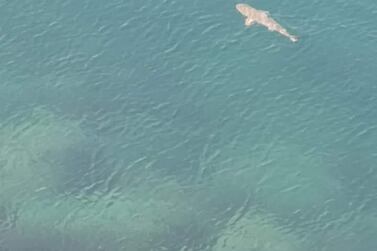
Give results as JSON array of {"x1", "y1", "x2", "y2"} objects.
[{"x1": 245, "y1": 17, "x2": 255, "y2": 27}]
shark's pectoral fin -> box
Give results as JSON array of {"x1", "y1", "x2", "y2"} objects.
[{"x1": 245, "y1": 18, "x2": 255, "y2": 27}]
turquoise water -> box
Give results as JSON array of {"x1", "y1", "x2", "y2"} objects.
[{"x1": 0, "y1": 0, "x2": 377, "y2": 250}]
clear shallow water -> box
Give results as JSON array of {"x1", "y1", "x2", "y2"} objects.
[{"x1": 0, "y1": 0, "x2": 376, "y2": 250}]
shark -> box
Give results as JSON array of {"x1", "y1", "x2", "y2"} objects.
[{"x1": 236, "y1": 3, "x2": 298, "y2": 42}]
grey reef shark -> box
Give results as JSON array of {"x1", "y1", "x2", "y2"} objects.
[{"x1": 236, "y1": 3, "x2": 298, "y2": 42}]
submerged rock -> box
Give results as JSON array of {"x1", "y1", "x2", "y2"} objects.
[
  {"x1": 0, "y1": 107, "x2": 91, "y2": 200},
  {"x1": 1, "y1": 177, "x2": 214, "y2": 251},
  {"x1": 212, "y1": 212, "x2": 303, "y2": 251},
  {"x1": 203, "y1": 140, "x2": 349, "y2": 241}
]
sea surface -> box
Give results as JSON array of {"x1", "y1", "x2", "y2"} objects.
[{"x1": 0, "y1": 0, "x2": 376, "y2": 250}]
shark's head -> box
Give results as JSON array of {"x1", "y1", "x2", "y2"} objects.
[{"x1": 235, "y1": 3, "x2": 251, "y2": 16}]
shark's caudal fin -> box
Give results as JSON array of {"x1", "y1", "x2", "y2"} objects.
[{"x1": 289, "y1": 35, "x2": 298, "y2": 42}]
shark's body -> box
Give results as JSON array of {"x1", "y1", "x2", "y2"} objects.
[{"x1": 236, "y1": 3, "x2": 298, "y2": 42}]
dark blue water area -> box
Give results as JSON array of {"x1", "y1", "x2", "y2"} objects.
[{"x1": 0, "y1": 0, "x2": 377, "y2": 250}]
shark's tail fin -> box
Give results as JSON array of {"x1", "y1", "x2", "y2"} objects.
[{"x1": 289, "y1": 35, "x2": 298, "y2": 42}]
